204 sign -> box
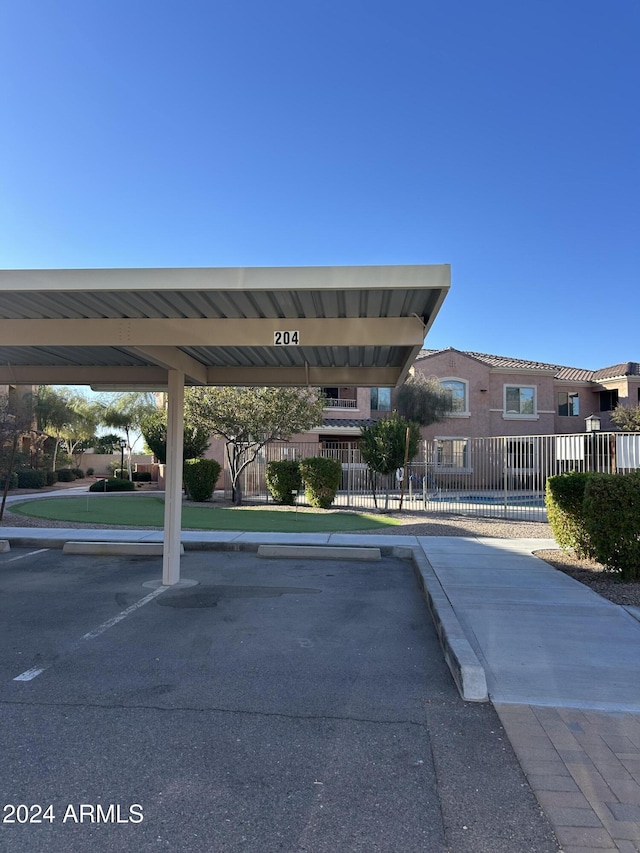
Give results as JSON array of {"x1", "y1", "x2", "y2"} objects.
[{"x1": 273, "y1": 331, "x2": 300, "y2": 346}]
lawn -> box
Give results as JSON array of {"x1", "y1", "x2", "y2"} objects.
[{"x1": 9, "y1": 496, "x2": 401, "y2": 533}]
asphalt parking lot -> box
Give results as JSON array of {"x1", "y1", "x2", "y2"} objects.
[{"x1": 0, "y1": 547, "x2": 559, "y2": 853}]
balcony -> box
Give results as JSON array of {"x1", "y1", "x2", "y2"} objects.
[
  {"x1": 321, "y1": 387, "x2": 359, "y2": 411},
  {"x1": 323, "y1": 397, "x2": 358, "y2": 410}
]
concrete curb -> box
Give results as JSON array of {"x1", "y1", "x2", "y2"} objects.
[
  {"x1": 257, "y1": 544, "x2": 381, "y2": 561},
  {"x1": 0, "y1": 540, "x2": 9, "y2": 553},
  {"x1": 625, "y1": 605, "x2": 640, "y2": 624},
  {"x1": 410, "y1": 546, "x2": 489, "y2": 703},
  {"x1": 62, "y1": 542, "x2": 184, "y2": 556}
]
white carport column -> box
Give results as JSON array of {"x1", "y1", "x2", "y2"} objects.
[{"x1": 162, "y1": 369, "x2": 185, "y2": 586}]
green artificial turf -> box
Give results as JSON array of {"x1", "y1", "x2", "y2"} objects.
[{"x1": 9, "y1": 496, "x2": 400, "y2": 533}]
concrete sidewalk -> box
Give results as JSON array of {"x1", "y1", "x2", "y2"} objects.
[
  {"x1": 417, "y1": 535, "x2": 640, "y2": 853},
  {"x1": 2, "y1": 526, "x2": 640, "y2": 850}
]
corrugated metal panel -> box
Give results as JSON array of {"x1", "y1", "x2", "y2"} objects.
[
  {"x1": 0, "y1": 346, "x2": 151, "y2": 366},
  {"x1": 0, "y1": 286, "x2": 444, "y2": 322}
]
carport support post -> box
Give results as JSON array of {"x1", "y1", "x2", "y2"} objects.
[{"x1": 162, "y1": 369, "x2": 185, "y2": 586}]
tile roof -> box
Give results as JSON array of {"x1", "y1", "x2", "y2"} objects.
[
  {"x1": 592, "y1": 362, "x2": 640, "y2": 380},
  {"x1": 416, "y1": 348, "x2": 639, "y2": 384},
  {"x1": 321, "y1": 417, "x2": 375, "y2": 429}
]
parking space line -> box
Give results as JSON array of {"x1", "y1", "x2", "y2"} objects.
[
  {"x1": 12, "y1": 585, "x2": 168, "y2": 682},
  {"x1": 80, "y1": 586, "x2": 167, "y2": 640},
  {"x1": 13, "y1": 667, "x2": 46, "y2": 681},
  {"x1": 5, "y1": 548, "x2": 50, "y2": 562}
]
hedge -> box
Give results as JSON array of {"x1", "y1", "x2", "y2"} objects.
[
  {"x1": 132, "y1": 471, "x2": 152, "y2": 482},
  {"x1": 298, "y1": 456, "x2": 342, "y2": 509},
  {"x1": 46, "y1": 470, "x2": 59, "y2": 486},
  {"x1": 546, "y1": 471, "x2": 640, "y2": 581},
  {"x1": 183, "y1": 458, "x2": 221, "y2": 502},
  {"x1": 89, "y1": 478, "x2": 136, "y2": 492},
  {"x1": 16, "y1": 469, "x2": 47, "y2": 489},
  {"x1": 265, "y1": 460, "x2": 302, "y2": 505},
  {"x1": 583, "y1": 472, "x2": 640, "y2": 581},
  {"x1": 56, "y1": 469, "x2": 77, "y2": 482},
  {"x1": 545, "y1": 472, "x2": 595, "y2": 557},
  {"x1": 0, "y1": 472, "x2": 19, "y2": 490}
]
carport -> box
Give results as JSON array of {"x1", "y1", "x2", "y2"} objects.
[{"x1": 0, "y1": 264, "x2": 449, "y2": 585}]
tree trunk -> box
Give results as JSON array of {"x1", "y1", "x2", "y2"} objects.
[
  {"x1": 52, "y1": 437, "x2": 61, "y2": 472},
  {"x1": 0, "y1": 433, "x2": 19, "y2": 521},
  {"x1": 371, "y1": 471, "x2": 378, "y2": 509},
  {"x1": 398, "y1": 426, "x2": 411, "y2": 512}
]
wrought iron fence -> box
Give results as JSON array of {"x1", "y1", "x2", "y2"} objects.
[{"x1": 223, "y1": 432, "x2": 640, "y2": 521}]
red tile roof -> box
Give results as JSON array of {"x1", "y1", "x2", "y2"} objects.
[{"x1": 416, "y1": 348, "x2": 639, "y2": 384}]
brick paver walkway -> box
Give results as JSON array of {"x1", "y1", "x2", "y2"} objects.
[{"x1": 498, "y1": 704, "x2": 640, "y2": 852}]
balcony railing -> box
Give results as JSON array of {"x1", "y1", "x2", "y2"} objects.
[{"x1": 323, "y1": 398, "x2": 358, "y2": 409}]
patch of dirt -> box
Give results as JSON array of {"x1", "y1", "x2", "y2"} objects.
[{"x1": 534, "y1": 549, "x2": 640, "y2": 607}]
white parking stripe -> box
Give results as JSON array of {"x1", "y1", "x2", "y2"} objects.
[
  {"x1": 12, "y1": 585, "x2": 168, "y2": 682},
  {"x1": 13, "y1": 667, "x2": 46, "y2": 681},
  {"x1": 6, "y1": 548, "x2": 50, "y2": 562},
  {"x1": 80, "y1": 587, "x2": 167, "y2": 640}
]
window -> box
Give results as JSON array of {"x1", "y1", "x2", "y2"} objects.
[
  {"x1": 600, "y1": 389, "x2": 619, "y2": 412},
  {"x1": 440, "y1": 379, "x2": 467, "y2": 413},
  {"x1": 504, "y1": 385, "x2": 536, "y2": 416},
  {"x1": 435, "y1": 438, "x2": 469, "y2": 470},
  {"x1": 558, "y1": 392, "x2": 580, "y2": 417},
  {"x1": 370, "y1": 388, "x2": 391, "y2": 411}
]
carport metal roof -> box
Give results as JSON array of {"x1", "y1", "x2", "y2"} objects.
[
  {"x1": 0, "y1": 264, "x2": 450, "y2": 585},
  {"x1": 0, "y1": 264, "x2": 449, "y2": 388}
]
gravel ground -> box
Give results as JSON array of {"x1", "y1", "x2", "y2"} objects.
[{"x1": 2, "y1": 485, "x2": 638, "y2": 607}]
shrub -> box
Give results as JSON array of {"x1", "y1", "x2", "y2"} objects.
[
  {"x1": 46, "y1": 470, "x2": 59, "y2": 486},
  {"x1": 298, "y1": 456, "x2": 342, "y2": 509},
  {"x1": 132, "y1": 471, "x2": 152, "y2": 482},
  {"x1": 86, "y1": 467, "x2": 94, "y2": 477},
  {"x1": 56, "y1": 469, "x2": 77, "y2": 482},
  {"x1": 583, "y1": 472, "x2": 640, "y2": 581},
  {"x1": 265, "y1": 460, "x2": 302, "y2": 505},
  {"x1": 16, "y1": 469, "x2": 47, "y2": 489},
  {"x1": 0, "y1": 472, "x2": 19, "y2": 490},
  {"x1": 89, "y1": 478, "x2": 136, "y2": 492},
  {"x1": 183, "y1": 459, "x2": 221, "y2": 502},
  {"x1": 112, "y1": 468, "x2": 129, "y2": 480},
  {"x1": 545, "y1": 472, "x2": 595, "y2": 557},
  {"x1": 72, "y1": 468, "x2": 85, "y2": 479}
]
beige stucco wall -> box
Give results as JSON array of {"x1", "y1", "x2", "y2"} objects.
[{"x1": 80, "y1": 453, "x2": 155, "y2": 476}]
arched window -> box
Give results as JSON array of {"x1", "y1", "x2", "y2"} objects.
[{"x1": 440, "y1": 379, "x2": 468, "y2": 414}]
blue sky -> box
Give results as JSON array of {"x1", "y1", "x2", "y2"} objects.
[{"x1": 1, "y1": 0, "x2": 638, "y2": 372}]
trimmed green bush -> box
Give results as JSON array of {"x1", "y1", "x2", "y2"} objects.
[
  {"x1": 56, "y1": 469, "x2": 77, "y2": 482},
  {"x1": 16, "y1": 469, "x2": 47, "y2": 489},
  {"x1": 545, "y1": 472, "x2": 595, "y2": 557},
  {"x1": 184, "y1": 458, "x2": 221, "y2": 502},
  {"x1": 86, "y1": 467, "x2": 94, "y2": 477},
  {"x1": 299, "y1": 456, "x2": 342, "y2": 509},
  {"x1": 0, "y1": 472, "x2": 19, "y2": 490},
  {"x1": 265, "y1": 460, "x2": 302, "y2": 505},
  {"x1": 89, "y1": 477, "x2": 136, "y2": 492},
  {"x1": 583, "y1": 472, "x2": 640, "y2": 581},
  {"x1": 72, "y1": 468, "x2": 85, "y2": 479},
  {"x1": 132, "y1": 471, "x2": 152, "y2": 482},
  {"x1": 46, "y1": 470, "x2": 59, "y2": 486}
]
